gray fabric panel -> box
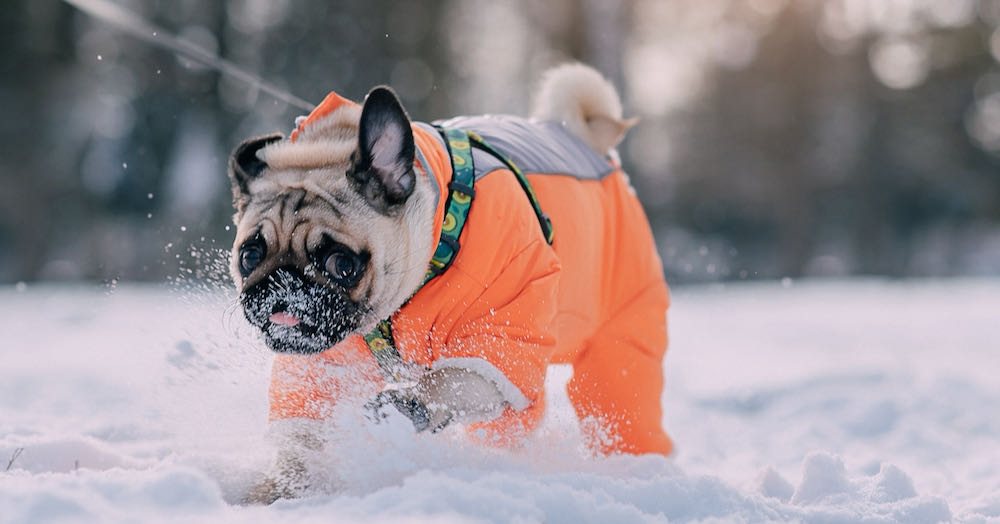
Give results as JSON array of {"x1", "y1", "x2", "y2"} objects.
[{"x1": 431, "y1": 115, "x2": 614, "y2": 181}]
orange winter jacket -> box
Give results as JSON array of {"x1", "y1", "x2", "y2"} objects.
[{"x1": 269, "y1": 92, "x2": 669, "y2": 447}]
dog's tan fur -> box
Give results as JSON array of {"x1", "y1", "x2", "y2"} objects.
[
  {"x1": 230, "y1": 103, "x2": 438, "y2": 335},
  {"x1": 531, "y1": 63, "x2": 636, "y2": 155}
]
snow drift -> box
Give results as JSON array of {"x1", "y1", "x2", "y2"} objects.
[{"x1": 1, "y1": 276, "x2": 998, "y2": 523}]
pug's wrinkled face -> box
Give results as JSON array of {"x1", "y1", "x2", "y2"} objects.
[{"x1": 227, "y1": 88, "x2": 436, "y2": 354}]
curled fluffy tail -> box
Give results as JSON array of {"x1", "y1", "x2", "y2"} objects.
[{"x1": 531, "y1": 63, "x2": 636, "y2": 155}]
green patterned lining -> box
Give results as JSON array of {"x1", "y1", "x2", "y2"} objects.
[{"x1": 425, "y1": 127, "x2": 477, "y2": 281}]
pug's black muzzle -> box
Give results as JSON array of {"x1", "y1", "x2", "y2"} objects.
[{"x1": 241, "y1": 267, "x2": 364, "y2": 354}]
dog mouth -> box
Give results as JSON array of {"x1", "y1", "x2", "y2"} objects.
[
  {"x1": 269, "y1": 310, "x2": 301, "y2": 327},
  {"x1": 263, "y1": 302, "x2": 322, "y2": 339},
  {"x1": 267, "y1": 300, "x2": 307, "y2": 329},
  {"x1": 261, "y1": 309, "x2": 326, "y2": 354},
  {"x1": 241, "y1": 268, "x2": 366, "y2": 355}
]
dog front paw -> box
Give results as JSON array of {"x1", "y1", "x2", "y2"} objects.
[
  {"x1": 367, "y1": 388, "x2": 453, "y2": 433},
  {"x1": 367, "y1": 367, "x2": 508, "y2": 433},
  {"x1": 241, "y1": 476, "x2": 294, "y2": 505}
]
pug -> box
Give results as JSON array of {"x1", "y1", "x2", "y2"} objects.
[{"x1": 229, "y1": 64, "x2": 673, "y2": 503}]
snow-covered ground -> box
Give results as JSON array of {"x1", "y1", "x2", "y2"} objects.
[{"x1": 1, "y1": 276, "x2": 998, "y2": 523}]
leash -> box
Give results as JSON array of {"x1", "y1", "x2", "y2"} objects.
[{"x1": 362, "y1": 127, "x2": 553, "y2": 384}]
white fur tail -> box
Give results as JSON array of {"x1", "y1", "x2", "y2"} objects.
[{"x1": 531, "y1": 63, "x2": 637, "y2": 155}]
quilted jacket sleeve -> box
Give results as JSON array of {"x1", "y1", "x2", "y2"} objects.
[
  {"x1": 432, "y1": 237, "x2": 561, "y2": 445},
  {"x1": 267, "y1": 335, "x2": 382, "y2": 422}
]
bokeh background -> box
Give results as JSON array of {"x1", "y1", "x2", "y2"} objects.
[{"x1": 3, "y1": 0, "x2": 999, "y2": 285}]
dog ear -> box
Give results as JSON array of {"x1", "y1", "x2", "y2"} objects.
[
  {"x1": 228, "y1": 133, "x2": 283, "y2": 213},
  {"x1": 349, "y1": 86, "x2": 416, "y2": 213}
]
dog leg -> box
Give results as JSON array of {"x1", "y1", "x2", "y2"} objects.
[
  {"x1": 373, "y1": 367, "x2": 509, "y2": 432},
  {"x1": 567, "y1": 282, "x2": 673, "y2": 456},
  {"x1": 418, "y1": 367, "x2": 509, "y2": 427},
  {"x1": 242, "y1": 419, "x2": 328, "y2": 504}
]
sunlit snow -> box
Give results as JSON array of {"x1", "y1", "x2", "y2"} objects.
[{"x1": 1, "y1": 275, "x2": 997, "y2": 523}]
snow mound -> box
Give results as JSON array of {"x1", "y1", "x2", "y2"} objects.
[{"x1": 1, "y1": 278, "x2": 997, "y2": 522}]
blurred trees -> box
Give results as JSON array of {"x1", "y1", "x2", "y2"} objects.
[
  {"x1": 656, "y1": 0, "x2": 1000, "y2": 281},
  {"x1": 1, "y1": 0, "x2": 999, "y2": 284}
]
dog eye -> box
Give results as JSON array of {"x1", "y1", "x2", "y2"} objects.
[
  {"x1": 239, "y1": 239, "x2": 267, "y2": 277},
  {"x1": 324, "y1": 249, "x2": 364, "y2": 286}
]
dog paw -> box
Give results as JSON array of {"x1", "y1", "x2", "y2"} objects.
[
  {"x1": 367, "y1": 388, "x2": 449, "y2": 432},
  {"x1": 241, "y1": 476, "x2": 293, "y2": 505}
]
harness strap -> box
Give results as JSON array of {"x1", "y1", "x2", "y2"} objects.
[
  {"x1": 425, "y1": 127, "x2": 477, "y2": 282},
  {"x1": 362, "y1": 318, "x2": 408, "y2": 382},
  {"x1": 467, "y1": 131, "x2": 554, "y2": 245},
  {"x1": 362, "y1": 126, "x2": 552, "y2": 383}
]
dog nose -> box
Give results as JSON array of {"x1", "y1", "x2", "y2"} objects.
[
  {"x1": 265, "y1": 267, "x2": 315, "y2": 313},
  {"x1": 271, "y1": 300, "x2": 289, "y2": 314}
]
